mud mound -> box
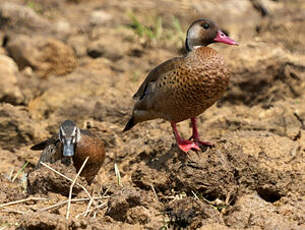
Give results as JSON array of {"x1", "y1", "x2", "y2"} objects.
[
  {"x1": 0, "y1": 0, "x2": 305, "y2": 229},
  {"x1": 0, "y1": 173, "x2": 27, "y2": 203},
  {"x1": 221, "y1": 44, "x2": 305, "y2": 107},
  {"x1": 27, "y1": 161, "x2": 88, "y2": 197},
  {"x1": 165, "y1": 197, "x2": 223, "y2": 229}
]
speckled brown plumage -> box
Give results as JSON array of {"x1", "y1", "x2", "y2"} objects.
[
  {"x1": 134, "y1": 47, "x2": 230, "y2": 123},
  {"x1": 31, "y1": 121, "x2": 105, "y2": 184},
  {"x1": 124, "y1": 18, "x2": 238, "y2": 152}
]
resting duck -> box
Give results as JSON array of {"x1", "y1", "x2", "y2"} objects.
[
  {"x1": 31, "y1": 120, "x2": 105, "y2": 184},
  {"x1": 124, "y1": 18, "x2": 238, "y2": 152}
]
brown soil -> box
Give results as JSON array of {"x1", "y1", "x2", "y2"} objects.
[{"x1": 0, "y1": 0, "x2": 305, "y2": 229}]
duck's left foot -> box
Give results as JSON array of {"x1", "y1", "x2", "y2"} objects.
[
  {"x1": 189, "y1": 136, "x2": 214, "y2": 147},
  {"x1": 196, "y1": 140, "x2": 214, "y2": 147}
]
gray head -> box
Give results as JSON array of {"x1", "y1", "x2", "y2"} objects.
[
  {"x1": 185, "y1": 18, "x2": 238, "y2": 52},
  {"x1": 58, "y1": 120, "x2": 81, "y2": 157}
]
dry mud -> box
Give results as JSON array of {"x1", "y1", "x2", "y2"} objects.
[{"x1": 0, "y1": 0, "x2": 305, "y2": 229}]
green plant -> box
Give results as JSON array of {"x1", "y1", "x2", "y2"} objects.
[
  {"x1": 130, "y1": 71, "x2": 141, "y2": 82},
  {"x1": 126, "y1": 13, "x2": 186, "y2": 50},
  {"x1": 12, "y1": 162, "x2": 29, "y2": 183},
  {"x1": 172, "y1": 17, "x2": 184, "y2": 39},
  {"x1": 127, "y1": 12, "x2": 163, "y2": 41},
  {"x1": 26, "y1": 0, "x2": 43, "y2": 14},
  {"x1": 161, "y1": 16, "x2": 185, "y2": 49}
]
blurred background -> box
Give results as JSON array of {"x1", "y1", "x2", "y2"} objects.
[{"x1": 0, "y1": 0, "x2": 305, "y2": 229}]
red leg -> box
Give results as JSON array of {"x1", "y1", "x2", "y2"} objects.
[
  {"x1": 190, "y1": 118, "x2": 214, "y2": 147},
  {"x1": 171, "y1": 122, "x2": 200, "y2": 152}
]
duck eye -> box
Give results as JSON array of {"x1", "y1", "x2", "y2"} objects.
[{"x1": 202, "y1": 23, "x2": 209, "y2": 29}]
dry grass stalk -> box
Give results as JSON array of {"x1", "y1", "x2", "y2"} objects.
[
  {"x1": 0, "y1": 197, "x2": 47, "y2": 209},
  {"x1": 66, "y1": 156, "x2": 89, "y2": 220},
  {"x1": 40, "y1": 162, "x2": 93, "y2": 201},
  {"x1": 38, "y1": 198, "x2": 90, "y2": 212},
  {"x1": 76, "y1": 201, "x2": 107, "y2": 218}
]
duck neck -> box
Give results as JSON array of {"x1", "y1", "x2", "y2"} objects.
[
  {"x1": 185, "y1": 37, "x2": 192, "y2": 53},
  {"x1": 185, "y1": 38, "x2": 208, "y2": 53}
]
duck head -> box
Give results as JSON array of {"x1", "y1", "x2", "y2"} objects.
[
  {"x1": 58, "y1": 120, "x2": 81, "y2": 157},
  {"x1": 185, "y1": 18, "x2": 238, "y2": 52}
]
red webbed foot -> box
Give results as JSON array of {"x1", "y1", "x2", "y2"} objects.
[
  {"x1": 177, "y1": 139, "x2": 200, "y2": 152},
  {"x1": 196, "y1": 140, "x2": 214, "y2": 147},
  {"x1": 189, "y1": 135, "x2": 214, "y2": 147}
]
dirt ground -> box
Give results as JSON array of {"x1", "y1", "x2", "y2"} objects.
[{"x1": 0, "y1": 0, "x2": 305, "y2": 229}]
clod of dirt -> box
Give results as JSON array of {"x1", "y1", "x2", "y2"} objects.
[
  {"x1": 27, "y1": 161, "x2": 87, "y2": 197},
  {"x1": 0, "y1": 55, "x2": 24, "y2": 104},
  {"x1": 221, "y1": 43, "x2": 305, "y2": 107},
  {"x1": 5, "y1": 35, "x2": 77, "y2": 77},
  {"x1": 19, "y1": 210, "x2": 67, "y2": 230},
  {"x1": 19, "y1": 213, "x2": 131, "y2": 230},
  {"x1": 0, "y1": 2, "x2": 50, "y2": 32},
  {"x1": 0, "y1": 103, "x2": 47, "y2": 150},
  {"x1": 225, "y1": 193, "x2": 305, "y2": 230},
  {"x1": 27, "y1": 67, "x2": 116, "y2": 121},
  {"x1": 86, "y1": 28, "x2": 134, "y2": 61},
  {"x1": 168, "y1": 146, "x2": 239, "y2": 202},
  {"x1": 105, "y1": 186, "x2": 142, "y2": 222},
  {"x1": 257, "y1": 8, "x2": 305, "y2": 52},
  {"x1": 126, "y1": 206, "x2": 151, "y2": 224},
  {"x1": 89, "y1": 10, "x2": 112, "y2": 26},
  {"x1": 224, "y1": 131, "x2": 305, "y2": 197},
  {"x1": 0, "y1": 173, "x2": 27, "y2": 203},
  {"x1": 1, "y1": 0, "x2": 305, "y2": 229},
  {"x1": 131, "y1": 163, "x2": 170, "y2": 192},
  {"x1": 198, "y1": 224, "x2": 232, "y2": 230},
  {"x1": 165, "y1": 197, "x2": 223, "y2": 230}
]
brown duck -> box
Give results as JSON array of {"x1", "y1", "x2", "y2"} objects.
[
  {"x1": 124, "y1": 18, "x2": 238, "y2": 152},
  {"x1": 31, "y1": 120, "x2": 105, "y2": 184}
]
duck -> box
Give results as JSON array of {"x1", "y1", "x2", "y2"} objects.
[
  {"x1": 31, "y1": 120, "x2": 106, "y2": 184},
  {"x1": 123, "y1": 18, "x2": 238, "y2": 152}
]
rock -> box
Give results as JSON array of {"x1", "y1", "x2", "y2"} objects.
[
  {"x1": 6, "y1": 34, "x2": 77, "y2": 77},
  {"x1": 0, "y1": 2, "x2": 50, "y2": 32},
  {"x1": 0, "y1": 55, "x2": 24, "y2": 104}
]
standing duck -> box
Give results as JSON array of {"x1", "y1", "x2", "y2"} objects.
[
  {"x1": 124, "y1": 18, "x2": 238, "y2": 152},
  {"x1": 31, "y1": 120, "x2": 106, "y2": 184}
]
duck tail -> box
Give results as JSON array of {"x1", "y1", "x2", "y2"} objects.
[{"x1": 123, "y1": 116, "x2": 136, "y2": 132}]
